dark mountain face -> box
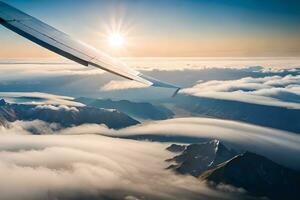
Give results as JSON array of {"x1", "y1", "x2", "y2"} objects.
[
  {"x1": 0, "y1": 99, "x2": 139, "y2": 129},
  {"x1": 166, "y1": 141, "x2": 300, "y2": 200},
  {"x1": 76, "y1": 97, "x2": 174, "y2": 121},
  {"x1": 166, "y1": 144, "x2": 186, "y2": 153},
  {"x1": 166, "y1": 140, "x2": 238, "y2": 176},
  {"x1": 168, "y1": 95, "x2": 300, "y2": 133},
  {"x1": 200, "y1": 152, "x2": 300, "y2": 200}
]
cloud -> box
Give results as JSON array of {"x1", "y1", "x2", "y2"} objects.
[
  {"x1": 5, "y1": 118, "x2": 297, "y2": 170},
  {"x1": 0, "y1": 61, "x2": 105, "y2": 80},
  {"x1": 3, "y1": 57, "x2": 300, "y2": 73},
  {"x1": 0, "y1": 92, "x2": 84, "y2": 107},
  {"x1": 52, "y1": 118, "x2": 300, "y2": 170},
  {"x1": 101, "y1": 80, "x2": 148, "y2": 91},
  {"x1": 35, "y1": 105, "x2": 79, "y2": 112},
  {"x1": 1, "y1": 117, "x2": 299, "y2": 199},
  {"x1": 0, "y1": 127, "x2": 228, "y2": 200},
  {"x1": 4, "y1": 120, "x2": 60, "y2": 135},
  {"x1": 182, "y1": 75, "x2": 300, "y2": 109},
  {"x1": 214, "y1": 183, "x2": 246, "y2": 194},
  {"x1": 0, "y1": 58, "x2": 299, "y2": 100},
  {"x1": 122, "y1": 57, "x2": 300, "y2": 71}
]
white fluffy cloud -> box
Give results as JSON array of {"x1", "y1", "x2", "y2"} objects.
[
  {"x1": 182, "y1": 75, "x2": 300, "y2": 109},
  {"x1": 35, "y1": 105, "x2": 79, "y2": 112},
  {"x1": 0, "y1": 130, "x2": 227, "y2": 200}
]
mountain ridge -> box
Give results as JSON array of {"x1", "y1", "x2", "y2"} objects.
[
  {"x1": 76, "y1": 97, "x2": 174, "y2": 121},
  {"x1": 0, "y1": 99, "x2": 139, "y2": 129},
  {"x1": 200, "y1": 151, "x2": 300, "y2": 200}
]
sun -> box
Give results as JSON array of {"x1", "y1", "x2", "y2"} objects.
[{"x1": 108, "y1": 33, "x2": 125, "y2": 48}]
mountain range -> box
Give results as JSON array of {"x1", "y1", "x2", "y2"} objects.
[{"x1": 0, "y1": 99, "x2": 139, "y2": 129}]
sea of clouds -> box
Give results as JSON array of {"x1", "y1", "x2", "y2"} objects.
[
  {"x1": 0, "y1": 57, "x2": 299, "y2": 199},
  {"x1": 0, "y1": 57, "x2": 299, "y2": 100},
  {"x1": 1, "y1": 117, "x2": 300, "y2": 199},
  {"x1": 0, "y1": 121, "x2": 233, "y2": 200}
]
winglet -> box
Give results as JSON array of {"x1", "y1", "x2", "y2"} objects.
[
  {"x1": 139, "y1": 74, "x2": 182, "y2": 97},
  {"x1": 172, "y1": 88, "x2": 181, "y2": 98},
  {"x1": 138, "y1": 74, "x2": 179, "y2": 89}
]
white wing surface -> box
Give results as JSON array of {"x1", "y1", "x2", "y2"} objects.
[{"x1": 0, "y1": 1, "x2": 179, "y2": 91}]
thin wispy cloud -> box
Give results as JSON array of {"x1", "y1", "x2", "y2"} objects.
[
  {"x1": 35, "y1": 105, "x2": 79, "y2": 112},
  {"x1": 1, "y1": 57, "x2": 300, "y2": 74},
  {"x1": 0, "y1": 92, "x2": 84, "y2": 107},
  {"x1": 122, "y1": 57, "x2": 300, "y2": 71}
]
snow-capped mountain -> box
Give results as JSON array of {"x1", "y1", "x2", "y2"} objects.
[{"x1": 166, "y1": 140, "x2": 238, "y2": 176}]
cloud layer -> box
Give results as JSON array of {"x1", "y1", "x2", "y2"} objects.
[
  {"x1": 1, "y1": 116, "x2": 299, "y2": 199},
  {"x1": 182, "y1": 75, "x2": 300, "y2": 109},
  {"x1": 0, "y1": 92, "x2": 84, "y2": 107},
  {"x1": 6, "y1": 117, "x2": 299, "y2": 170},
  {"x1": 122, "y1": 57, "x2": 300, "y2": 71},
  {"x1": 0, "y1": 120, "x2": 236, "y2": 200},
  {"x1": 55, "y1": 118, "x2": 300, "y2": 170},
  {"x1": 0, "y1": 58, "x2": 299, "y2": 101}
]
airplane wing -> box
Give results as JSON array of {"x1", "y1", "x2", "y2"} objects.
[{"x1": 0, "y1": 1, "x2": 180, "y2": 93}]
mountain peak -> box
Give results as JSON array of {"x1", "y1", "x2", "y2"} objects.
[
  {"x1": 0, "y1": 99, "x2": 6, "y2": 106},
  {"x1": 166, "y1": 140, "x2": 238, "y2": 176}
]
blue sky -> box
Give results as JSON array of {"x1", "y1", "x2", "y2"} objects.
[{"x1": 1, "y1": 0, "x2": 300, "y2": 57}]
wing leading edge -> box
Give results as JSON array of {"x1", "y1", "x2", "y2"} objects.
[{"x1": 0, "y1": 1, "x2": 180, "y2": 93}]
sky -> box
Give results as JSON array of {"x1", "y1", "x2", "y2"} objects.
[{"x1": 0, "y1": 0, "x2": 300, "y2": 58}]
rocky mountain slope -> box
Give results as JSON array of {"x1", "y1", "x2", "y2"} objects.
[
  {"x1": 200, "y1": 152, "x2": 300, "y2": 200},
  {"x1": 166, "y1": 140, "x2": 238, "y2": 176},
  {"x1": 166, "y1": 140, "x2": 300, "y2": 200}
]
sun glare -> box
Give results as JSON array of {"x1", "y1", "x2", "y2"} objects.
[{"x1": 108, "y1": 33, "x2": 125, "y2": 48}]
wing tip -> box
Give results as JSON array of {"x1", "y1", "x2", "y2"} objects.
[{"x1": 172, "y1": 88, "x2": 181, "y2": 98}]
